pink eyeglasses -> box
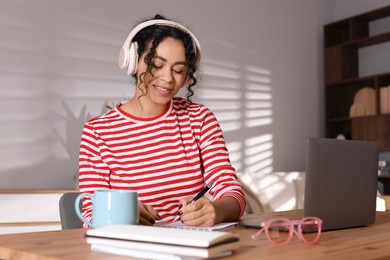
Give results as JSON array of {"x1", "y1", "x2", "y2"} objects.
[{"x1": 251, "y1": 216, "x2": 323, "y2": 246}]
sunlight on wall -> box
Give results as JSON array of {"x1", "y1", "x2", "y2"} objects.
[
  {"x1": 0, "y1": 1, "x2": 302, "y2": 209},
  {"x1": 240, "y1": 170, "x2": 305, "y2": 211},
  {"x1": 244, "y1": 134, "x2": 273, "y2": 173},
  {"x1": 196, "y1": 40, "x2": 303, "y2": 212},
  {"x1": 196, "y1": 49, "x2": 300, "y2": 211},
  {"x1": 244, "y1": 66, "x2": 273, "y2": 127}
]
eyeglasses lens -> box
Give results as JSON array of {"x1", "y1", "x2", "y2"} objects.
[
  {"x1": 267, "y1": 219, "x2": 291, "y2": 245},
  {"x1": 301, "y1": 218, "x2": 320, "y2": 243}
]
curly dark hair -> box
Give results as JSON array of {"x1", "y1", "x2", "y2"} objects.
[{"x1": 132, "y1": 14, "x2": 200, "y2": 103}]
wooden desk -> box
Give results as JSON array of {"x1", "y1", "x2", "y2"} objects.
[{"x1": 1, "y1": 210, "x2": 390, "y2": 259}]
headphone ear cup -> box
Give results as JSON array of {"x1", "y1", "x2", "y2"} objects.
[
  {"x1": 127, "y1": 42, "x2": 139, "y2": 75},
  {"x1": 118, "y1": 46, "x2": 128, "y2": 69}
]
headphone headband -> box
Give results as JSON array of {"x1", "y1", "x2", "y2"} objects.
[{"x1": 119, "y1": 19, "x2": 201, "y2": 75}]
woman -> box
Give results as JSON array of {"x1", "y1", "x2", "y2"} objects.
[{"x1": 78, "y1": 14, "x2": 246, "y2": 227}]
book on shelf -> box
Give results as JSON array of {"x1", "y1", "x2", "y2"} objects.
[
  {"x1": 378, "y1": 160, "x2": 390, "y2": 176},
  {"x1": 379, "y1": 168, "x2": 390, "y2": 176},
  {"x1": 86, "y1": 224, "x2": 240, "y2": 258},
  {"x1": 379, "y1": 160, "x2": 390, "y2": 168}
]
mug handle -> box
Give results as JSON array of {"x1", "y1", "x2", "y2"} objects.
[{"x1": 74, "y1": 193, "x2": 94, "y2": 228}]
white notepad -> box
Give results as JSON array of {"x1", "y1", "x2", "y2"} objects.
[
  {"x1": 86, "y1": 224, "x2": 240, "y2": 258},
  {"x1": 89, "y1": 243, "x2": 183, "y2": 260},
  {"x1": 88, "y1": 237, "x2": 236, "y2": 259},
  {"x1": 86, "y1": 224, "x2": 239, "y2": 247}
]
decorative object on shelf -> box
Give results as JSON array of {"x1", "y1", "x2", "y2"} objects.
[
  {"x1": 335, "y1": 134, "x2": 346, "y2": 140},
  {"x1": 349, "y1": 87, "x2": 376, "y2": 117},
  {"x1": 380, "y1": 86, "x2": 390, "y2": 114},
  {"x1": 349, "y1": 102, "x2": 365, "y2": 117},
  {"x1": 379, "y1": 160, "x2": 390, "y2": 176}
]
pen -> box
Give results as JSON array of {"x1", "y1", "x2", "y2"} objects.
[{"x1": 172, "y1": 182, "x2": 214, "y2": 222}]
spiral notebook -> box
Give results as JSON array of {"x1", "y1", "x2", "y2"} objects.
[{"x1": 86, "y1": 224, "x2": 240, "y2": 258}]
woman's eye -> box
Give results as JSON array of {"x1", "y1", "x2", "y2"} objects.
[
  {"x1": 173, "y1": 69, "x2": 185, "y2": 75},
  {"x1": 173, "y1": 66, "x2": 187, "y2": 74},
  {"x1": 152, "y1": 64, "x2": 162, "y2": 69}
]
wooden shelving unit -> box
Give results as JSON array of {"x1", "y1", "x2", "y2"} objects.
[{"x1": 324, "y1": 5, "x2": 390, "y2": 150}]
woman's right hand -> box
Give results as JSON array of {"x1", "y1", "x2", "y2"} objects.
[{"x1": 138, "y1": 201, "x2": 160, "y2": 225}]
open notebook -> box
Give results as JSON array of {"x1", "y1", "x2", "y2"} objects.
[
  {"x1": 154, "y1": 221, "x2": 238, "y2": 231},
  {"x1": 86, "y1": 224, "x2": 240, "y2": 258}
]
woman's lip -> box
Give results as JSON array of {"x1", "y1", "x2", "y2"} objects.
[{"x1": 154, "y1": 85, "x2": 171, "y2": 94}]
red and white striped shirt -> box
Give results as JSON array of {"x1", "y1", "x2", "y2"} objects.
[{"x1": 79, "y1": 97, "x2": 246, "y2": 224}]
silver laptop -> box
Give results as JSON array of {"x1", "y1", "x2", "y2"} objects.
[{"x1": 304, "y1": 137, "x2": 379, "y2": 231}]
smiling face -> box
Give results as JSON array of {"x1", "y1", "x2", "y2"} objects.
[{"x1": 135, "y1": 37, "x2": 189, "y2": 112}]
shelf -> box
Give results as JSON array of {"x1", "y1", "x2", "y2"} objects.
[
  {"x1": 326, "y1": 117, "x2": 351, "y2": 123},
  {"x1": 326, "y1": 72, "x2": 390, "y2": 87},
  {"x1": 325, "y1": 120, "x2": 351, "y2": 140},
  {"x1": 326, "y1": 85, "x2": 376, "y2": 119},
  {"x1": 325, "y1": 73, "x2": 390, "y2": 121},
  {"x1": 346, "y1": 32, "x2": 390, "y2": 48},
  {"x1": 324, "y1": 20, "x2": 350, "y2": 46},
  {"x1": 324, "y1": 5, "x2": 390, "y2": 150},
  {"x1": 326, "y1": 32, "x2": 390, "y2": 49},
  {"x1": 325, "y1": 5, "x2": 390, "y2": 47},
  {"x1": 326, "y1": 75, "x2": 376, "y2": 88}
]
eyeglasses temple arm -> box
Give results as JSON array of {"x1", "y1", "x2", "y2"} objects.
[{"x1": 251, "y1": 227, "x2": 265, "y2": 240}]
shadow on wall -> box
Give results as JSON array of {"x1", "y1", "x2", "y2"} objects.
[
  {"x1": 1, "y1": 160, "x2": 77, "y2": 190},
  {"x1": 51, "y1": 101, "x2": 92, "y2": 189},
  {"x1": 52, "y1": 101, "x2": 92, "y2": 169},
  {"x1": 0, "y1": 101, "x2": 108, "y2": 190}
]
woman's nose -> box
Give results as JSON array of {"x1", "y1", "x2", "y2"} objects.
[{"x1": 159, "y1": 67, "x2": 173, "y2": 82}]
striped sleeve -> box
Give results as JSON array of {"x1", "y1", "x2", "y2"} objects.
[
  {"x1": 189, "y1": 105, "x2": 246, "y2": 217},
  {"x1": 78, "y1": 122, "x2": 111, "y2": 226}
]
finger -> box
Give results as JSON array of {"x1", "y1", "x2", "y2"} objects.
[
  {"x1": 176, "y1": 197, "x2": 193, "y2": 218},
  {"x1": 181, "y1": 198, "x2": 216, "y2": 226},
  {"x1": 182, "y1": 212, "x2": 215, "y2": 227},
  {"x1": 183, "y1": 218, "x2": 212, "y2": 227},
  {"x1": 144, "y1": 204, "x2": 161, "y2": 220},
  {"x1": 181, "y1": 197, "x2": 206, "y2": 214},
  {"x1": 138, "y1": 203, "x2": 156, "y2": 225},
  {"x1": 139, "y1": 215, "x2": 154, "y2": 225},
  {"x1": 179, "y1": 196, "x2": 192, "y2": 208}
]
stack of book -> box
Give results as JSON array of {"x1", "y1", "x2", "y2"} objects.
[{"x1": 86, "y1": 224, "x2": 240, "y2": 259}]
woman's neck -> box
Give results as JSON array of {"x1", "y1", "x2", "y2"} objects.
[{"x1": 121, "y1": 97, "x2": 169, "y2": 118}]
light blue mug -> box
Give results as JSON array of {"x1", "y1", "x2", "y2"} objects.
[{"x1": 74, "y1": 189, "x2": 139, "y2": 228}]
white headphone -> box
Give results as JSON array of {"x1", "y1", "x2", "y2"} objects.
[{"x1": 119, "y1": 19, "x2": 201, "y2": 75}]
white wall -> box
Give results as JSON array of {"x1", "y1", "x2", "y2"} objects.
[
  {"x1": 331, "y1": 0, "x2": 390, "y2": 19},
  {"x1": 0, "y1": 0, "x2": 334, "y2": 189},
  {"x1": 2, "y1": 0, "x2": 388, "y2": 191}
]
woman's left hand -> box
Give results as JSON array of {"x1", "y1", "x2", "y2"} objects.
[{"x1": 138, "y1": 201, "x2": 160, "y2": 225}]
